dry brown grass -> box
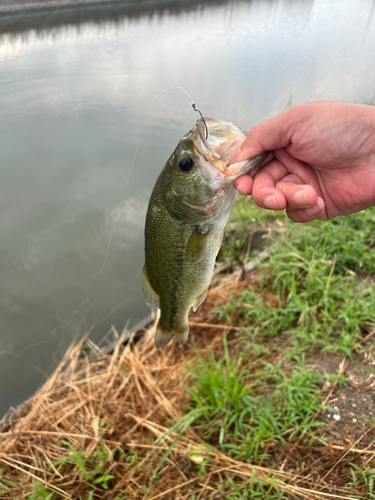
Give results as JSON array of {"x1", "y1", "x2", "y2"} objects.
[{"x1": 0, "y1": 275, "x2": 375, "y2": 499}]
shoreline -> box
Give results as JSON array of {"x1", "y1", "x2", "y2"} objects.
[
  {"x1": 0, "y1": 312, "x2": 154, "y2": 430},
  {"x1": 0, "y1": 0, "x2": 228, "y2": 22},
  {"x1": 0, "y1": 248, "x2": 269, "y2": 432},
  {"x1": 0, "y1": 0, "x2": 232, "y2": 41},
  {"x1": 0, "y1": 0, "x2": 192, "y2": 15}
]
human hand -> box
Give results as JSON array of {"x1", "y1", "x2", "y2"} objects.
[{"x1": 232, "y1": 101, "x2": 375, "y2": 222}]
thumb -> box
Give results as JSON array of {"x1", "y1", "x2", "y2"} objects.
[{"x1": 232, "y1": 107, "x2": 300, "y2": 163}]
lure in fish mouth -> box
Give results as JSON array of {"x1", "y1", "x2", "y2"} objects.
[{"x1": 143, "y1": 117, "x2": 268, "y2": 348}]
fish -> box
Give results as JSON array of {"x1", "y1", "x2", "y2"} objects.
[{"x1": 142, "y1": 117, "x2": 268, "y2": 349}]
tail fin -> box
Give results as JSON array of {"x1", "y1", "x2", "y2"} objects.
[{"x1": 155, "y1": 324, "x2": 190, "y2": 349}]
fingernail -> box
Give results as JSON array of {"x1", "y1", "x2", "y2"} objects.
[
  {"x1": 229, "y1": 150, "x2": 241, "y2": 164},
  {"x1": 305, "y1": 198, "x2": 324, "y2": 216},
  {"x1": 293, "y1": 189, "x2": 308, "y2": 206},
  {"x1": 264, "y1": 194, "x2": 277, "y2": 209},
  {"x1": 236, "y1": 185, "x2": 247, "y2": 195}
]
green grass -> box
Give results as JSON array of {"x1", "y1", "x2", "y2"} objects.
[
  {"x1": 348, "y1": 463, "x2": 375, "y2": 499},
  {"x1": 217, "y1": 198, "x2": 375, "y2": 358},
  {"x1": 25, "y1": 483, "x2": 56, "y2": 500},
  {"x1": 16, "y1": 421, "x2": 116, "y2": 499},
  {"x1": 177, "y1": 337, "x2": 261, "y2": 447},
  {"x1": 0, "y1": 469, "x2": 17, "y2": 495},
  {"x1": 54, "y1": 425, "x2": 115, "y2": 489},
  {"x1": 178, "y1": 337, "x2": 324, "y2": 464},
  {"x1": 176, "y1": 198, "x2": 375, "y2": 498},
  {"x1": 218, "y1": 196, "x2": 285, "y2": 264},
  {"x1": 221, "y1": 195, "x2": 375, "y2": 273},
  {"x1": 217, "y1": 473, "x2": 286, "y2": 499}
]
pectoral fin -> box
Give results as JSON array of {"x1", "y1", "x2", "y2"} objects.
[
  {"x1": 142, "y1": 264, "x2": 160, "y2": 309},
  {"x1": 192, "y1": 284, "x2": 209, "y2": 312},
  {"x1": 186, "y1": 226, "x2": 209, "y2": 262}
]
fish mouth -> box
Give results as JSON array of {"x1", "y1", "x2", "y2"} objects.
[
  {"x1": 195, "y1": 119, "x2": 221, "y2": 161},
  {"x1": 192, "y1": 117, "x2": 269, "y2": 183}
]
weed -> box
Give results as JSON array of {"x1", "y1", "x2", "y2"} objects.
[
  {"x1": 216, "y1": 206, "x2": 375, "y2": 356},
  {"x1": 144, "y1": 439, "x2": 178, "y2": 494},
  {"x1": 0, "y1": 469, "x2": 17, "y2": 494},
  {"x1": 26, "y1": 483, "x2": 55, "y2": 499},
  {"x1": 178, "y1": 336, "x2": 324, "y2": 463},
  {"x1": 53, "y1": 421, "x2": 115, "y2": 491},
  {"x1": 219, "y1": 473, "x2": 286, "y2": 499},
  {"x1": 92, "y1": 475, "x2": 115, "y2": 489},
  {"x1": 324, "y1": 370, "x2": 347, "y2": 387},
  {"x1": 348, "y1": 462, "x2": 375, "y2": 498},
  {"x1": 177, "y1": 336, "x2": 256, "y2": 445}
]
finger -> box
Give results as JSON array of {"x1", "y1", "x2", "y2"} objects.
[
  {"x1": 251, "y1": 160, "x2": 288, "y2": 210},
  {"x1": 286, "y1": 197, "x2": 328, "y2": 222},
  {"x1": 234, "y1": 175, "x2": 253, "y2": 195},
  {"x1": 273, "y1": 148, "x2": 321, "y2": 190},
  {"x1": 275, "y1": 179, "x2": 318, "y2": 210},
  {"x1": 254, "y1": 149, "x2": 322, "y2": 210},
  {"x1": 233, "y1": 152, "x2": 274, "y2": 195},
  {"x1": 254, "y1": 158, "x2": 289, "y2": 186}
]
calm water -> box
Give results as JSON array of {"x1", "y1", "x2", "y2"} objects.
[{"x1": 0, "y1": 0, "x2": 374, "y2": 417}]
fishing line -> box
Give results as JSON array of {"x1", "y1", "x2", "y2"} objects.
[
  {"x1": 0, "y1": 86, "x2": 201, "y2": 359},
  {"x1": 82, "y1": 87, "x2": 198, "y2": 301}
]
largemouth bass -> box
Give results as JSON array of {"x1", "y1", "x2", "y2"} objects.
[{"x1": 143, "y1": 117, "x2": 267, "y2": 348}]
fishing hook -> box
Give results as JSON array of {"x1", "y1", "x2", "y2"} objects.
[{"x1": 192, "y1": 103, "x2": 208, "y2": 140}]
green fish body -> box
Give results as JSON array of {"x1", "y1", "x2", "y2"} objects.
[{"x1": 143, "y1": 118, "x2": 267, "y2": 348}]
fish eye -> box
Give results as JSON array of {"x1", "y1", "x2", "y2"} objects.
[{"x1": 179, "y1": 157, "x2": 193, "y2": 172}]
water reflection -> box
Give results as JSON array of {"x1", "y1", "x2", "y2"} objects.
[{"x1": 0, "y1": 0, "x2": 375, "y2": 416}]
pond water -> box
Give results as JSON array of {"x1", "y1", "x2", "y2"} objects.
[{"x1": 0, "y1": 0, "x2": 374, "y2": 417}]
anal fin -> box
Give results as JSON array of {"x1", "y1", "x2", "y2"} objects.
[
  {"x1": 192, "y1": 284, "x2": 209, "y2": 312},
  {"x1": 216, "y1": 227, "x2": 225, "y2": 256},
  {"x1": 142, "y1": 264, "x2": 160, "y2": 309}
]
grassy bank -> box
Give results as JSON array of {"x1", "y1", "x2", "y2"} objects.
[{"x1": 1, "y1": 197, "x2": 375, "y2": 499}]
